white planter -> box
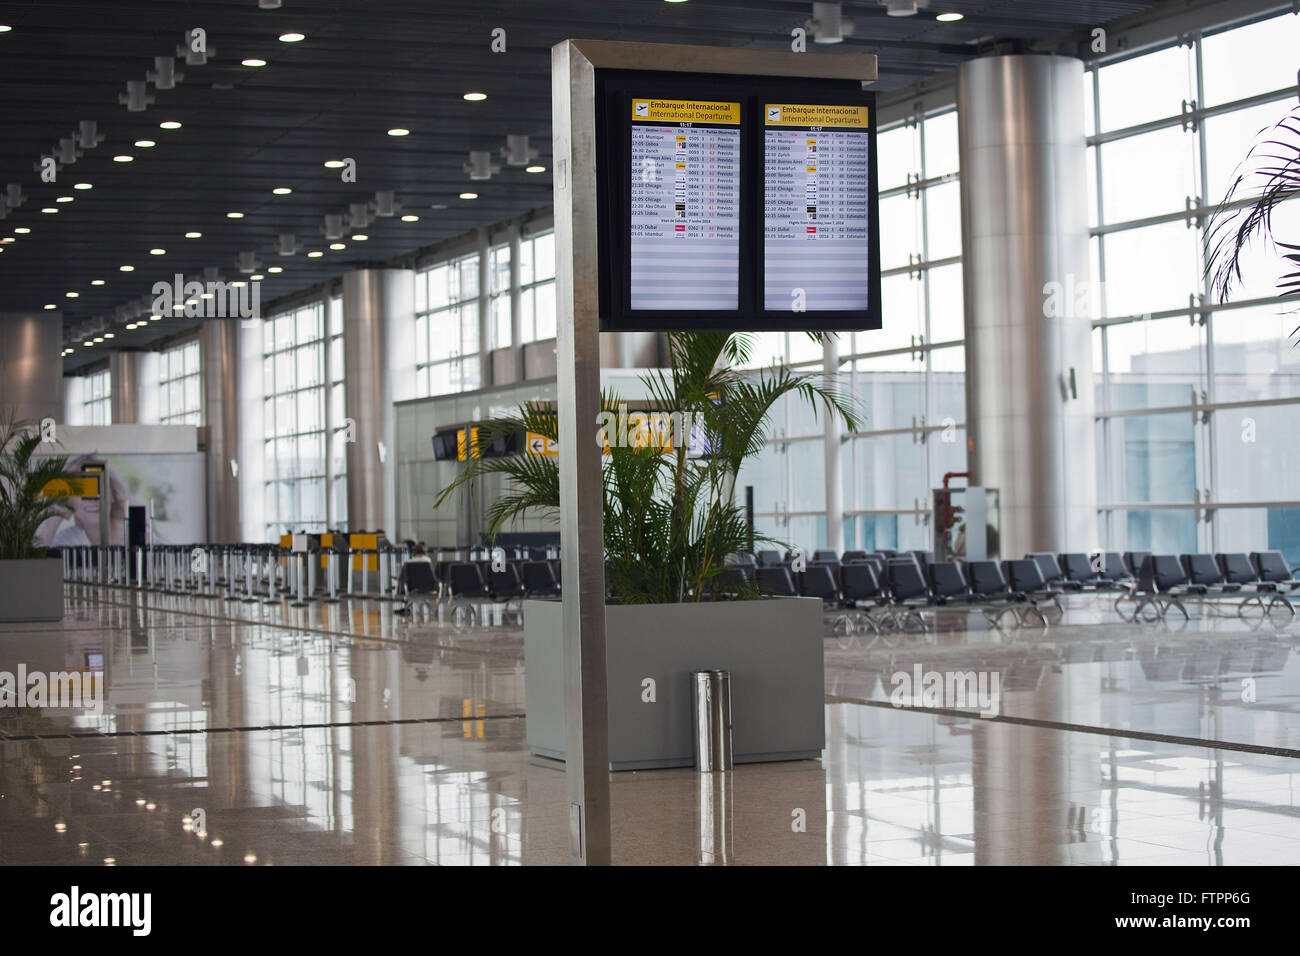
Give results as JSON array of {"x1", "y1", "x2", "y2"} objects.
[
  {"x1": 0, "y1": 559, "x2": 65, "y2": 623},
  {"x1": 523, "y1": 597, "x2": 824, "y2": 770}
]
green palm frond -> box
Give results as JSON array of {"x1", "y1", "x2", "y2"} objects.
[{"x1": 0, "y1": 411, "x2": 72, "y2": 560}]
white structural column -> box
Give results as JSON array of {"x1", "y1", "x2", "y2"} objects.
[
  {"x1": 109, "y1": 351, "x2": 139, "y2": 424},
  {"x1": 342, "y1": 268, "x2": 413, "y2": 535},
  {"x1": 201, "y1": 319, "x2": 242, "y2": 542},
  {"x1": 957, "y1": 54, "x2": 1097, "y2": 558},
  {"x1": 823, "y1": 335, "x2": 844, "y2": 552}
]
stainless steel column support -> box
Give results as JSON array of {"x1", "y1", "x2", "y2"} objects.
[
  {"x1": 957, "y1": 55, "x2": 1097, "y2": 558},
  {"x1": 201, "y1": 319, "x2": 243, "y2": 543},
  {"x1": 823, "y1": 335, "x2": 844, "y2": 553},
  {"x1": 552, "y1": 39, "x2": 612, "y2": 866}
]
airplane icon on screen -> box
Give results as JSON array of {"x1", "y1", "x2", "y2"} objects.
[
  {"x1": 635, "y1": 102, "x2": 649, "y2": 116},
  {"x1": 768, "y1": 107, "x2": 781, "y2": 121}
]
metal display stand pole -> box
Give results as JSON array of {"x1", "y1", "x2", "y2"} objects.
[{"x1": 550, "y1": 39, "x2": 877, "y2": 866}]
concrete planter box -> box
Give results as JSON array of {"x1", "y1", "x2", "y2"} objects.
[
  {"x1": 0, "y1": 559, "x2": 64, "y2": 623},
  {"x1": 524, "y1": 597, "x2": 824, "y2": 770}
]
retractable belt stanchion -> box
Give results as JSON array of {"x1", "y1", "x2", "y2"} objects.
[
  {"x1": 290, "y1": 551, "x2": 307, "y2": 608},
  {"x1": 243, "y1": 550, "x2": 258, "y2": 603},
  {"x1": 264, "y1": 548, "x2": 281, "y2": 605},
  {"x1": 323, "y1": 548, "x2": 340, "y2": 603},
  {"x1": 135, "y1": 547, "x2": 144, "y2": 591}
]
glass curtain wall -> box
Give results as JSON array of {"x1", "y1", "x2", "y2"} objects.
[{"x1": 158, "y1": 339, "x2": 201, "y2": 424}]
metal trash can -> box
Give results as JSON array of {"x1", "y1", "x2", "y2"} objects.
[{"x1": 691, "y1": 669, "x2": 733, "y2": 772}]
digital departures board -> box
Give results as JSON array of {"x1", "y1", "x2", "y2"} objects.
[
  {"x1": 629, "y1": 98, "x2": 741, "y2": 310},
  {"x1": 763, "y1": 103, "x2": 871, "y2": 312}
]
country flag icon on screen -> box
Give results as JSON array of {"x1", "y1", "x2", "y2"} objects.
[{"x1": 768, "y1": 107, "x2": 781, "y2": 121}]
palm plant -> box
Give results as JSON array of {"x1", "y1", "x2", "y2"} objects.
[
  {"x1": 1206, "y1": 104, "x2": 1300, "y2": 333},
  {"x1": 434, "y1": 331, "x2": 860, "y2": 604},
  {"x1": 0, "y1": 412, "x2": 71, "y2": 561}
]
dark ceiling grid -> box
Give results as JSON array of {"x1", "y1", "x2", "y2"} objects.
[{"x1": 0, "y1": 0, "x2": 1163, "y2": 371}]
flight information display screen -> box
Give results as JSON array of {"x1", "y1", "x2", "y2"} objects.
[
  {"x1": 629, "y1": 98, "x2": 741, "y2": 310},
  {"x1": 763, "y1": 103, "x2": 872, "y2": 312}
]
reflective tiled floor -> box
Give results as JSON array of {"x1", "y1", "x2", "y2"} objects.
[{"x1": 1, "y1": 584, "x2": 1297, "y2": 865}]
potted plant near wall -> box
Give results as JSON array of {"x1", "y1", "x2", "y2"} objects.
[
  {"x1": 0, "y1": 412, "x2": 72, "y2": 623},
  {"x1": 436, "y1": 331, "x2": 859, "y2": 769}
]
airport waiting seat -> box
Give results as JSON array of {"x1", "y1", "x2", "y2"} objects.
[
  {"x1": 1248, "y1": 551, "x2": 1297, "y2": 616},
  {"x1": 756, "y1": 550, "x2": 783, "y2": 567},
  {"x1": 812, "y1": 549, "x2": 839, "y2": 564},
  {"x1": 397, "y1": 561, "x2": 438, "y2": 616},
  {"x1": 1059, "y1": 553, "x2": 1103, "y2": 590},
  {"x1": 966, "y1": 560, "x2": 1024, "y2": 628},
  {"x1": 927, "y1": 561, "x2": 969, "y2": 605},
  {"x1": 837, "y1": 562, "x2": 888, "y2": 634},
  {"x1": 1003, "y1": 559, "x2": 1062, "y2": 626},
  {"x1": 886, "y1": 558, "x2": 930, "y2": 631},
  {"x1": 840, "y1": 550, "x2": 869, "y2": 564},
  {"x1": 521, "y1": 560, "x2": 560, "y2": 598},
  {"x1": 1180, "y1": 554, "x2": 1226, "y2": 594},
  {"x1": 447, "y1": 562, "x2": 490, "y2": 598},
  {"x1": 800, "y1": 563, "x2": 840, "y2": 601},
  {"x1": 708, "y1": 566, "x2": 751, "y2": 599},
  {"x1": 1131, "y1": 555, "x2": 1192, "y2": 621},
  {"x1": 489, "y1": 563, "x2": 526, "y2": 601},
  {"x1": 1123, "y1": 551, "x2": 1152, "y2": 578},
  {"x1": 757, "y1": 566, "x2": 798, "y2": 597},
  {"x1": 1027, "y1": 552, "x2": 1066, "y2": 588},
  {"x1": 1100, "y1": 552, "x2": 1130, "y2": 586}
]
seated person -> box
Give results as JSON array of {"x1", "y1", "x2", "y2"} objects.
[{"x1": 407, "y1": 544, "x2": 432, "y2": 564}]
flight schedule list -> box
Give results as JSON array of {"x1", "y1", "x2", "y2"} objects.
[
  {"x1": 629, "y1": 98, "x2": 741, "y2": 310},
  {"x1": 763, "y1": 103, "x2": 871, "y2": 312}
]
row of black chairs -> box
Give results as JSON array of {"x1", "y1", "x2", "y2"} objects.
[
  {"x1": 1124, "y1": 551, "x2": 1299, "y2": 621},
  {"x1": 396, "y1": 558, "x2": 564, "y2": 621}
]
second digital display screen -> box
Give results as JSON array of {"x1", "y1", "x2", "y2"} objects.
[{"x1": 763, "y1": 103, "x2": 872, "y2": 312}]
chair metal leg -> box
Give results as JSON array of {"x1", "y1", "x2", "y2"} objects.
[
  {"x1": 1019, "y1": 604, "x2": 1048, "y2": 628},
  {"x1": 1267, "y1": 595, "x2": 1295, "y2": 618},
  {"x1": 1161, "y1": 597, "x2": 1189, "y2": 621}
]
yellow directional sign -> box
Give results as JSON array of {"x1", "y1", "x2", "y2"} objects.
[
  {"x1": 41, "y1": 476, "x2": 99, "y2": 498},
  {"x1": 526, "y1": 432, "x2": 559, "y2": 456}
]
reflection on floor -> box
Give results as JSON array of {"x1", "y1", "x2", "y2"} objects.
[{"x1": 0, "y1": 584, "x2": 1297, "y2": 865}]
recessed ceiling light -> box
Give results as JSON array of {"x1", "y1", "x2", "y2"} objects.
[
  {"x1": 91, "y1": 279, "x2": 105, "y2": 286},
  {"x1": 2, "y1": 237, "x2": 15, "y2": 243},
  {"x1": 251, "y1": 274, "x2": 265, "y2": 281},
  {"x1": 150, "y1": 248, "x2": 166, "y2": 255},
  {"x1": 267, "y1": 266, "x2": 283, "y2": 273},
  {"x1": 125, "y1": 323, "x2": 135, "y2": 330},
  {"x1": 14, "y1": 228, "x2": 32, "y2": 235},
  {"x1": 103, "y1": 332, "x2": 114, "y2": 339},
  {"x1": 93, "y1": 336, "x2": 104, "y2": 343},
  {"x1": 44, "y1": 304, "x2": 56, "y2": 310},
  {"x1": 459, "y1": 192, "x2": 478, "y2": 200},
  {"x1": 664, "y1": 0, "x2": 689, "y2": 3},
  {"x1": 199, "y1": 292, "x2": 214, "y2": 299},
  {"x1": 83, "y1": 341, "x2": 94, "y2": 346},
  {"x1": 172, "y1": 303, "x2": 185, "y2": 311},
  {"x1": 149, "y1": 314, "x2": 161, "y2": 321},
  {"x1": 159, "y1": 121, "x2": 182, "y2": 130},
  {"x1": 41, "y1": 207, "x2": 57, "y2": 213},
  {"x1": 387, "y1": 128, "x2": 410, "y2": 136},
  {"x1": 323, "y1": 160, "x2": 345, "y2": 169},
  {"x1": 119, "y1": 265, "x2": 134, "y2": 272},
  {"x1": 73, "y1": 182, "x2": 92, "y2": 190},
  {"x1": 400, "y1": 214, "x2": 418, "y2": 222},
  {"x1": 936, "y1": 12, "x2": 964, "y2": 21},
  {"x1": 0, "y1": 26, "x2": 12, "y2": 32},
  {"x1": 329, "y1": 242, "x2": 345, "y2": 250},
  {"x1": 65, "y1": 291, "x2": 78, "y2": 298},
  {"x1": 351, "y1": 233, "x2": 368, "y2": 241},
  {"x1": 462, "y1": 92, "x2": 487, "y2": 101},
  {"x1": 184, "y1": 231, "x2": 202, "y2": 238},
  {"x1": 112, "y1": 155, "x2": 133, "y2": 163},
  {"x1": 307, "y1": 250, "x2": 323, "y2": 258},
  {"x1": 241, "y1": 58, "x2": 267, "y2": 67},
  {"x1": 272, "y1": 187, "x2": 292, "y2": 195},
  {"x1": 230, "y1": 281, "x2": 246, "y2": 288},
  {"x1": 56, "y1": 195, "x2": 74, "y2": 202},
  {"x1": 134, "y1": 139, "x2": 156, "y2": 148},
  {"x1": 525, "y1": 165, "x2": 546, "y2": 173},
  {"x1": 279, "y1": 32, "x2": 305, "y2": 42},
  {"x1": 226, "y1": 211, "x2": 244, "y2": 218}
]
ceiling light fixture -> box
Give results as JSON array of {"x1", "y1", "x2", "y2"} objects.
[
  {"x1": 272, "y1": 187, "x2": 292, "y2": 195},
  {"x1": 44, "y1": 304, "x2": 56, "y2": 310},
  {"x1": 400, "y1": 214, "x2": 418, "y2": 222},
  {"x1": 267, "y1": 266, "x2": 283, "y2": 273},
  {"x1": 241, "y1": 58, "x2": 267, "y2": 67},
  {"x1": 351, "y1": 234, "x2": 368, "y2": 241},
  {"x1": 159, "y1": 121, "x2": 182, "y2": 130},
  {"x1": 462, "y1": 92, "x2": 487, "y2": 101},
  {"x1": 150, "y1": 314, "x2": 161, "y2": 321},
  {"x1": 323, "y1": 159, "x2": 344, "y2": 168},
  {"x1": 307, "y1": 250, "x2": 323, "y2": 257},
  {"x1": 0, "y1": 26, "x2": 12, "y2": 32},
  {"x1": 387, "y1": 128, "x2": 410, "y2": 136},
  {"x1": 93, "y1": 336, "x2": 104, "y2": 343},
  {"x1": 226, "y1": 211, "x2": 244, "y2": 218},
  {"x1": 525, "y1": 165, "x2": 546, "y2": 174},
  {"x1": 91, "y1": 279, "x2": 105, "y2": 286},
  {"x1": 150, "y1": 248, "x2": 166, "y2": 255},
  {"x1": 41, "y1": 207, "x2": 57, "y2": 213},
  {"x1": 103, "y1": 332, "x2": 114, "y2": 339},
  {"x1": 184, "y1": 231, "x2": 201, "y2": 238},
  {"x1": 251, "y1": 274, "x2": 264, "y2": 281},
  {"x1": 73, "y1": 182, "x2": 92, "y2": 190},
  {"x1": 279, "y1": 32, "x2": 305, "y2": 42},
  {"x1": 329, "y1": 243, "x2": 345, "y2": 250},
  {"x1": 459, "y1": 192, "x2": 478, "y2": 200},
  {"x1": 65, "y1": 292, "x2": 78, "y2": 298},
  {"x1": 119, "y1": 265, "x2": 134, "y2": 272},
  {"x1": 112, "y1": 155, "x2": 133, "y2": 163},
  {"x1": 56, "y1": 195, "x2": 74, "y2": 202},
  {"x1": 936, "y1": 11, "x2": 963, "y2": 21},
  {"x1": 14, "y1": 227, "x2": 31, "y2": 234},
  {"x1": 135, "y1": 139, "x2": 156, "y2": 148}
]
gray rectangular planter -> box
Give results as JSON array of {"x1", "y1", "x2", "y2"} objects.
[
  {"x1": 0, "y1": 559, "x2": 64, "y2": 623},
  {"x1": 524, "y1": 597, "x2": 824, "y2": 770}
]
